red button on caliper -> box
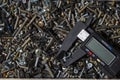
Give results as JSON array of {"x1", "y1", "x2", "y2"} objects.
[
  {"x1": 88, "y1": 50, "x2": 93, "y2": 55},
  {"x1": 85, "y1": 48, "x2": 93, "y2": 55}
]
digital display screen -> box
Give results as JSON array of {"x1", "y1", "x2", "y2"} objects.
[{"x1": 86, "y1": 37, "x2": 115, "y2": 65}]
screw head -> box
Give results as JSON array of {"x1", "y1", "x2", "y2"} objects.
[{"x1": 35, "y1": 49, "x2": 42, "y2": 56}]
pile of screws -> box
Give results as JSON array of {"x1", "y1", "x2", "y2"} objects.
[{"x1": 0, "y1": 0, "x2": 120, "y2": 78}]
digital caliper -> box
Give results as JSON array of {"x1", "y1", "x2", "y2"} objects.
[{"x1": 56, "y1": 17, "x2": 120, "y2": 77}]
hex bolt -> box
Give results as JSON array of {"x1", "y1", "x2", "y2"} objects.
[
  {"x1": 21, "y1": 37, "x2": 31, "y2": 48},
  {"x1": 27, "y1": 0, "x2": 31, "y2": 11},
  {"x1": 99, "y1": 14, "x2": 107, "y2": 25},
  {"x1": 26, "y1": 14, "x2": 37, "y2": 28},
  {"x1": 41, "y1": 15, "x2": 47, "y2": 26},
  {"x1": 14, "y1": 14, "x2": 20, "y2": 29},
  {"x1": 19, "y1": 8, "x2": 30, "y2": 14},
  {"x1": 12, "y1": 17, "x2": 29, "y2": 41},
  {"x1": 78, "y1": 3, "x2": 89, "y2": 13},
  {"x1": 42, "y1": 54, "x2": 54, "y2": 78},
  {"x1": 78, "y1": 67, "x2": 84, "y2": 78},
  {"x1": 34, "y1": 49, "x2": 42, "y2": 67}
]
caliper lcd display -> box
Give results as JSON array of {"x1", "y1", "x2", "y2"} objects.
[{"x1": 86, "y1": 37, "x2": 115, "y2": 65}]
